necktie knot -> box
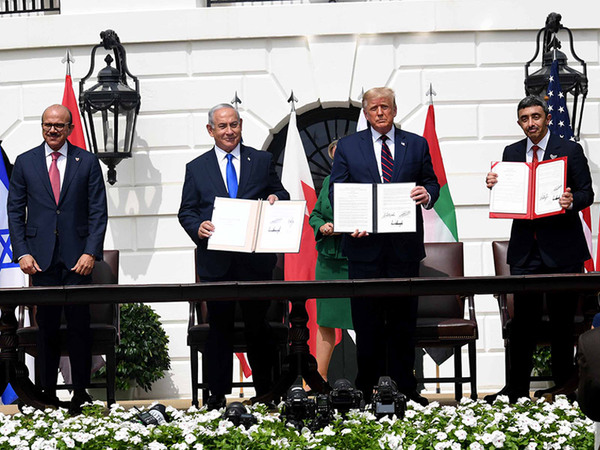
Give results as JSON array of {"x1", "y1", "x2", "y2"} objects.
[{"x1": 51, "y1": 151, "x2": 61, "y2": 162}]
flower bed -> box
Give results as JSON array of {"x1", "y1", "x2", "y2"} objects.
[{"x1": 0, "y1": 396, "x2": 594, "y2": 449}]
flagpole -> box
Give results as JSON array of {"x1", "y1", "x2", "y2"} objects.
[{"x1": 61, "y1": 49, "x2": 74, "y2": 77}]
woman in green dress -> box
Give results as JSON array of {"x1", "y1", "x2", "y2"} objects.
[{"x1": 309, "y1": 140, "x2": 353, "y2": 383}]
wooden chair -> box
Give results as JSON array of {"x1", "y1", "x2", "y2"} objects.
[
  {"x1": 416, "y1": 242, "x2": 478, "y2": 400},
  {"x1": 491, "y1": 240, "x2": 595, "y2": 384},
  {"x1": 17, "y1": 250, "x2": 120, "y2": 405}
]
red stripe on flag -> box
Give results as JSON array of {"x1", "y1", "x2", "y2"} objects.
[
  {"x1": 423, "y1": 105, "x2": 447, "y2": 187},
  {"x1": 236, "y1": 352, "x2": 252, "y2": 378}
]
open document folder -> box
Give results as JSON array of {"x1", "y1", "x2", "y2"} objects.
[
  {"x1": 333, "y1": 182, "x2": 416, "y2": 233},
  {"x1": 207, "y1": 197, "x2": 306, "y2": 253},
  {"x1": 489, "y1": 157, "x2": 566, "y2": 220}
]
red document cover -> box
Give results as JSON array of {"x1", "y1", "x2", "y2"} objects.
[{"x1": 489, "y1": 157, "x2": 567, "y2": 220}]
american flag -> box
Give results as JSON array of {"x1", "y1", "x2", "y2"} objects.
[
  {"x1": 546, "y1": 60, "x2": 575, "y2": 141},
  {"x1": 546, "y1": 59, "x2": 594, "y2": 272}
]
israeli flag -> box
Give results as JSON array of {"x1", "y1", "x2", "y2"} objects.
[{"x1": 0, "y1": 144, "x2": 26, "y2": 405}]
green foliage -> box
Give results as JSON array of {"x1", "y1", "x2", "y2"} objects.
[
  {"x1": 532, "y1": 345, "x2": 552, "y2": 377},
  {"x1": 95, "y1": 303, "x2": 171, "y2": 392}
]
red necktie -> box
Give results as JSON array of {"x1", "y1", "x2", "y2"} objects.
[
  {"x1": 49, "y1": 151, "x2": 61, "y2": 204},
  {"x1": 380, "y1": 135, "x2": 393, "y2": 183},
  {"x1": 531, "y1": 145, "x2": 539, "y2": 164}
]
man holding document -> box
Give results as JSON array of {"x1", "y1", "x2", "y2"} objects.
[
  {"x1": 485, "y1": 95, "x2": 594, "y2": 403},
  {"x1": 329, "y1": 87, "x2": 439, "y2": 405},
  {"x1": 178, "y1": 103, "x2": 289, "y2": 409}
]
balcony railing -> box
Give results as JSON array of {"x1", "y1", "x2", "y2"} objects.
[{"x1": 0, "y1": 0, "x2": 59, "y2": 15}]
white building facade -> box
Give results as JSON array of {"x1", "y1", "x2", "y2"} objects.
[{"x1": 1, "y1": 0, "x2": 599, "y2": 399}]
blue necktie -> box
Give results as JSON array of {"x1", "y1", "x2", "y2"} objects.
[
  {"x1": 380, "y1": 135, "x2": 393, "y2": 183},
  {"x1": 226, "y1": 153, "x2": 238, "y2": 198}
]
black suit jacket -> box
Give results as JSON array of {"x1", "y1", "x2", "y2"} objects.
[
  {"x1": 7, "y1": 141, "x2": 107, "y2": 271},
  {"x1": 178, "y1": 145, "x2": 289, "y2": 279},
  {"x1": 503, "y1": 133, "x2": 594, "y2": 267},
  {"x1": 329, "y1": 127, "x2": 439, "y2": 263}
]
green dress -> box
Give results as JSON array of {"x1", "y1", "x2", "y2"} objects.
[{"x1": 308, "y1": 176, "x2": 353, "y2": 329}]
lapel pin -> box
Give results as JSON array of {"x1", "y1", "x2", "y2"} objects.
[
  {"x1": 247, "y1": 156, "x2": 251, "y2": 161},
  {"x1": 75, "y1": 157, "x2": 80, "y2": 161},
  {"x1": 550, "y1": 154, "x2": 557, "y2": 159},
  {"x1": 401, "y1": 142, "x2": 406, "y2": 147}
]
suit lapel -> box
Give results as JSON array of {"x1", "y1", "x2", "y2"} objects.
[
  {"x1": 543, "y1": 133, "x2": 561, "y2": 161},
  {"x1": 361, "y1": 131, "x2": 380, "y2": 182},
  {"x1": 237, "y1": 145, "x2": 251, "y2": 196},
  {"x1": 206, "y1": 148, "x2": 228, "y2": 197},
  {"x1": 31, "y1": 144, "x2": 55, "y2": 201},
  {"x1": 60, "y1": 142, "x2": 83, "y2": 204},
  {"x1": 392, "y1": 127, "x2": 407, "y2": 181}
]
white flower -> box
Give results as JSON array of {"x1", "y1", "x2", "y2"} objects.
[
  {"x1": 469, "y1": 443, "x2": 484, "y2": 450},
  {"x1": 436, "y1": 431, "x2": 448, "y2": 441},
  {"x1": 454, "y1": 428, "x2": 467, "y2": 441},
  {"x1": 491, "y1": 430, "x2": 506, "y2": 448},
  {"x1": 147, "y1": 441, "x2": 167, "y2": 450},
  {"x1": 341, "y1": 428, "x2": 352, "y2": 435},
  {"x1": 185, "y1": 433, "x2": 196, "y2": 444}
]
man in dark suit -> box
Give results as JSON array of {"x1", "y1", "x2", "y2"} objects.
[
  {"x1": 178, "y1": 103, "x2": 289, "y2": 409},
  {"x1": 485, "y1": 95, "x2": 594, "y2": 403},
  {"x1": 329, "y1": 87, "x2": 439, "y2": 405},
  {"x1": 7, "y1": 104, "x2": 107, "y2": 414}
]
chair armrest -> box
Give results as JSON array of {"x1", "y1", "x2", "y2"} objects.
[
  {"x1": 463, "y1": 294, "x2": 476, "y2": 321},
  {"x1": 494, "y1": 293, "x2": 510, "y2": 326},
  {"x1": 17, "y1": 305, "x2": 36, "y2": 327},
  {"x1": 188, "y1": 301, "x2": 197, "y2": 328}
]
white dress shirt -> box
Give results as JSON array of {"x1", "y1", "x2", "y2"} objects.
[
  {"x1": 214, "y1": 144, "x2": 241, "y2": 195},
  {"x1": 44, "y1": 142, "x2": 68, "y2": 189}
]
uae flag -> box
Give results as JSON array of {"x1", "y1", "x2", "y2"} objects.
[
  {"x1": 422, "y1": 104, "x2": 458, "y2": 243},
  {"x1": 280, "y1": 110, "x2": 318, "y2": 355}
]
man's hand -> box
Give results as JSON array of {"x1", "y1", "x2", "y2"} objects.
[
  {"x1": 350, "y1": 229, "x2": 368, "y2": 238},
  {"x1": 198, "y1": 220, "x2": 215, "y2": 239},
  {"x1": 486, "y1": 172, "x2": 498, "y2": 189},
  {"x1": 410, "y1": 186, "x2": 429, "y2": 206},
  {"x1": 267, "y1": 194, "x2": 279, "y2": 205},
  {"x1": 19, "y1": 255, "x2": 41, "y2": 275},
  {"x1": 320, "y1": 222, "x2": 334, "y2": 236},
  {"x1": 560, "y1": 187, "x2": 574, "y2": 210},
  {"x1": 71, "y1": 254, "x2": 95, "y2": 276}
]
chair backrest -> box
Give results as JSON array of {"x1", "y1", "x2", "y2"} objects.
[
  {"x1": 491, "y1": 240, "x2": 515, "y2": 320},
  {"x1": 89, "y1": 250, "x2": 119, "y2": 325},
  {"x1": 418, "y1": 242, "x2": 464, "y2": 318}
]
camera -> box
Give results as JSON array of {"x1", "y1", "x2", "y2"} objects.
[
  {"x1": 371, "y1": 376, "x2": 406, "y2": 419},
  {"x1": 329, "y1": 378, "x2": 364, "y2": 416},
  {"x1": 281, "y1": 386, "x2": 316, "y2": 429},
  {"x1": 222, "y1": 402, "x2": 257, "y2": 428},
  {"x1": 136, "y1": 404, "x2": 169, "y2": 426}
]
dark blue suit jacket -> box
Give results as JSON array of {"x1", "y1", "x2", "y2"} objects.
[
  {"x1": 329, "y1": 127, "x2": 440, "y2": 263},
  {"x1": 7, "y1": 141, "x2": 108, "y2": 271},
  {"x1": 178, "y1": 145, "x2": 290, "y2": 279},
  {"x1": 503, "y1": 133, "x2": 594, "y2": 267}
]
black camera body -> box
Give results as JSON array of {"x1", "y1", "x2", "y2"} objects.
[
  {"x1": 329, "y1": 378, "x2": 364, "y2": 416},
  {"x1": 136, "y1": 404, "x2": 169, "y2": 426},
  {"x1": 371, "y1": 376, "x2": 406, "y2": 419},
  {"x1": 222, "y1": 402, "x2": 257, "y2": 428},
  {"x1": 281, "y1": 386, "x2": 316, "y2": 429}
]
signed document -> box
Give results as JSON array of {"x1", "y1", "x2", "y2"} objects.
[
  {"x1": 333, "y1": 182, "x2": 416, "y2": 233},
  {"x1": 208, "y1": 197, "x2": 306, "y2": 253},
  {"x1": 489, "y1": 157, "x2": 566, "y2": 220}
]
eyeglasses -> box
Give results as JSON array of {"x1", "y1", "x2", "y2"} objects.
[{"x1": 41, "y1": 122, "x2": 70, "y2": 131}]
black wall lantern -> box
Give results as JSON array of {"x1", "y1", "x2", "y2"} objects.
[
  {"x1": 524, "y1": 12, "x2": 587, "y2": 141},
  {"x1": 79, "y1": 30, "x2": 141, "y2": 185}
]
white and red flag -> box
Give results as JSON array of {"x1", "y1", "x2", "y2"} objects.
[{"x1": 280, "y1": 107, "x2": 318, "y2": 355}]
